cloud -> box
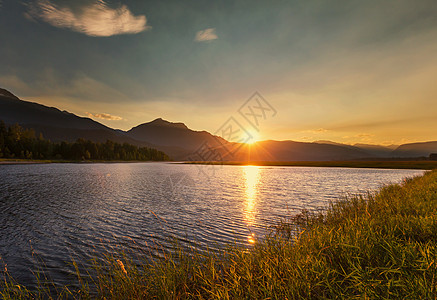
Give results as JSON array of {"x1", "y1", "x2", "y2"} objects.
[
  {"x1": 302, "y1": 128, "x2": 329, "y2": 134},
  {"x1": 86, "y1": 112, "x2": 123, "y2": 120},
  {"x1": 312, "y1": 128, "x2": 328, "y2": 133},
  {"x1": 195, "y1": 28, "x2": 218, "y2": 42},
  {"x1": 355, "y1": 133, "x2": 375, "y2": 143},
  {"x1": 26, "y1": 0, "x2": 150, "y2": 37}
]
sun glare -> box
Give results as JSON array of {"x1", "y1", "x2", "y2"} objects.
[{"x1": 246, "y1": 130, "x2": 261, "y2": 144}]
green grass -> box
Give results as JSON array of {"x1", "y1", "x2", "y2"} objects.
[
  {"x1": 185, "y1": 160, "x2": 437, "y2": 170},
  {"x1": 2, "y1": 170, "x2": 437, "y2": 299}
]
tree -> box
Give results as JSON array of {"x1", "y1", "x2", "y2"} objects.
[{"x1": 0, "y1": 120, "x2": 171, "y2": 162}]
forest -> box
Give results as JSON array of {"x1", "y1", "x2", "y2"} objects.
[{"x1": 0, "y1": 121, "x2": 170, "y2": 161}]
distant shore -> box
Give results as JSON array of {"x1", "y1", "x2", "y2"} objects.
[
  {"x1": 0, "y1": 159, "x2": 170, "y2": 165},
  {"x1": 2, "y1": 158, "x2": 437, "y2": 170},
  {"x1": 183, "y1": 160, "x2": 437, "y2": 170},
  {"x1": 0, "y1": 159, "x2": 60, "y2": 165}
]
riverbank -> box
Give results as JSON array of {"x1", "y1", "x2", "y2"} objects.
[
  {"x1": 0, "y1": 158, "x2": 171, "y2": 165},
  {"x1": 0, "y1": 158, "x2": 67, "y2": 164},
  {"x1": 2, "y1": 170, "x2": 436, "y2": 298},
  {"x1": 2, "y1": 158, "x2": 436, "y2": 170},
  {"x1": 184, "y1": 160, "x2": 437, "y2": 170}
]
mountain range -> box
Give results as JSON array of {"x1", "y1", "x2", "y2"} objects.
[{"x1": 1, "y1": 88, "x2": 436, "y2": 161}]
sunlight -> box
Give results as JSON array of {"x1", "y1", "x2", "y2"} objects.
[
  {"x1": 243, "y1": 165, "x2": 260, "y2": 228},
  {"x1": 245, "y1": 129, "x2": 261, "y2": 144}
]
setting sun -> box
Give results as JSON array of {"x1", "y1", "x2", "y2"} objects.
[{"x1": 246, "y1": 129, "x2": 261, "y2": 144}]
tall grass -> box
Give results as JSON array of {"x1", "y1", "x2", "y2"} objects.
[{"x1": 2, "y1": 170, "x2": 437, "y2": 299}]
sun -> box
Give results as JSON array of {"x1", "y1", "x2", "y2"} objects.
[{"x1": 246, "y1": 129, "x2": 261, "y2": 144}]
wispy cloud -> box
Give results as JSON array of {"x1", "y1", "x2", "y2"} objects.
[
  {"x1": 300, "y1": 128, "x2": 329, "y2": 134},
  {"x1": 26, "y1": 0, "x2": 150, "y2": 37},
  {"x1": 310, "y1": 128, "x2": 328, "y2": 133},
  {"x1": 195, "y1": 28, "x2": 218, "y2": 42},
  {"x1": 86, "y1": 112, "x2": 123, "y2": 120}
]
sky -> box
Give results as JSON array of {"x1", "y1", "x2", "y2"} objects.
[{"x1": 1, "y1": 0, "x2": 437, "y2": 145}]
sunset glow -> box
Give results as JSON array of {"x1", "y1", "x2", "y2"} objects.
[
  {"x1": 245, "y1": 130, "x2": 261, "y2": 144},
  {"x1": 2, "y1": 1, "x2": 437, "y2": 296},
  {"x1": 1, "y1": 1, "x2": 436, "y2": 145}
]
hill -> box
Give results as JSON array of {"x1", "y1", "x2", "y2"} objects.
[
  {"x1": 2, "y1": 87, "x2": 437, "y2": 162},
  {"x1": 0, "y1": 91, "x2": 153, "y2": 147},
  {"x1": 392, "y1": 141, "x2": 437, "y2": 157},
  {"x1": 126, "y1": 118, "x2": 228, "y2": 159},
  {"x1": 228, "y1": 140, "x2": 370, "y2": 161}
]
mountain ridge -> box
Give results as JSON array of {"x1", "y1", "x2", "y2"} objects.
[
  {"x1": 2, "y1": 87, "x2": 437, "y2": 161},
  {"x1": 0, "y1": 88, "x2": 19, "y2": 100}
]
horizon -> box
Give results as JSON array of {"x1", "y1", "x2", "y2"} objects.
[
  {"x1": 1, "y1": 0, "x2": 437, "y2": 145},
  {"x1": 3, "y1": 86, "x2": 437, "y2": 147}
]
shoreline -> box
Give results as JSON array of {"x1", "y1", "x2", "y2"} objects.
[
  {"x1": 183, "y1": 160, "x2": 437, "y2": 170},
  {"x1": 2, "y1": 158, "x2": 436, "y2": 170},
  {"x1": 0, "y1": 159, "x2": 172, "y2": 165}
]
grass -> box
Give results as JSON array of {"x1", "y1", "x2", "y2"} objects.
[
  {"x1": 2, "y1": 170, "x2": 437, "y2": 299},
  {"x1": 185, "y1": 160, "x2": 437, "y2": 170}
]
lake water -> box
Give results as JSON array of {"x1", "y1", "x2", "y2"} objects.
[{"x1": 0, "y1": 163, "x2": 425, "y2": 287}]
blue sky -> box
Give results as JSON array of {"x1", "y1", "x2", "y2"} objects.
[{"x1": 1, "y1": 0, "x2": 437, "y2": 145}]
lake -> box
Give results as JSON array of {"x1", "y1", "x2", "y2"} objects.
[{"x1": 0, "y1": 163, "x2": 425, "y2": 287}]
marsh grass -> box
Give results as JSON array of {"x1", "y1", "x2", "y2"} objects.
[{"x1": 2, "y1": 171, "x2": 437, "y2": 299}]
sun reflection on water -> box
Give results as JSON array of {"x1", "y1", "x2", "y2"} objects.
[{"x1": 243, "y1": 165, "x2": 260, "y2": 231}]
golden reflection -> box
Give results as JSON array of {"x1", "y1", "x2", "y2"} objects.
[
  {"x1": 243, "y1": 165, "x2": 260, "y2": 228},
  {"x1": 248, "y1": 233, "x2": 256, "y2": 244}
]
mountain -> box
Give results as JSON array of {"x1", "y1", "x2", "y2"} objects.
[
  {"x1": 0, "y1": 90, "x2": 152, "y2": 147},
  {"x1": 353, "y1": 143, "x2": 396, "y2": 158},
  {"x1": 392, "y1": 142, "x2": 437, "y2": 157},
  {"x1": 126, "y1": 126, "x2": 378, "y2": 161},
  {"x1": 228, "y1": 140, "x2": 371, "y2": 161},
  {"x1": 2, "y1": 87, "x2": 437, "y2": 162},
  {"x1": 0, "y1": 88, "x2": 19, "y2": 100},
  {"x1": 314, "y1": 141, "x2": 396, "y2": 158},
  {"x1": 127, "y1": 118, "x2": 226, "y2": 149},
  {"x1": 315, "y1": 140, "x2": 356, "y2": 148},
  {"x1": 126, "y1": 118, "x2": 228, "y2": 159}
]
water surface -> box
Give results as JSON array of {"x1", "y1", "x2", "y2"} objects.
[{"x1": 0, "y1": 163, "x2": 424, "y2": 287}]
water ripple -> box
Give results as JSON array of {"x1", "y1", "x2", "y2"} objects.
[{"x1": 0, "y1": 163, "x2": 424, "y2": 287}]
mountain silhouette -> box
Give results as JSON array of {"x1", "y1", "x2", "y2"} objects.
[
  {"x1": 0, "y1": 88, "x2": 19, "y2": 100},
  {"x1": 2, "y1": 87, "x2": 436, "y2": 161},
  {"x1": 126, "y1": 118, "x2": 228, "y2": 159},
  {"x1": 229, "y1": 140, "x2": 370, "y2": 161},
  {"x1": 0, "y1": 89, "x2": 153, "y2": 147},
  {"x1": 392, "y1": 142, "x2": 437, "y2": 157}
]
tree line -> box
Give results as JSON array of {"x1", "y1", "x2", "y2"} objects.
[{"x1": 0, "y1": 121, "x2": 170, "y2": 161}]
